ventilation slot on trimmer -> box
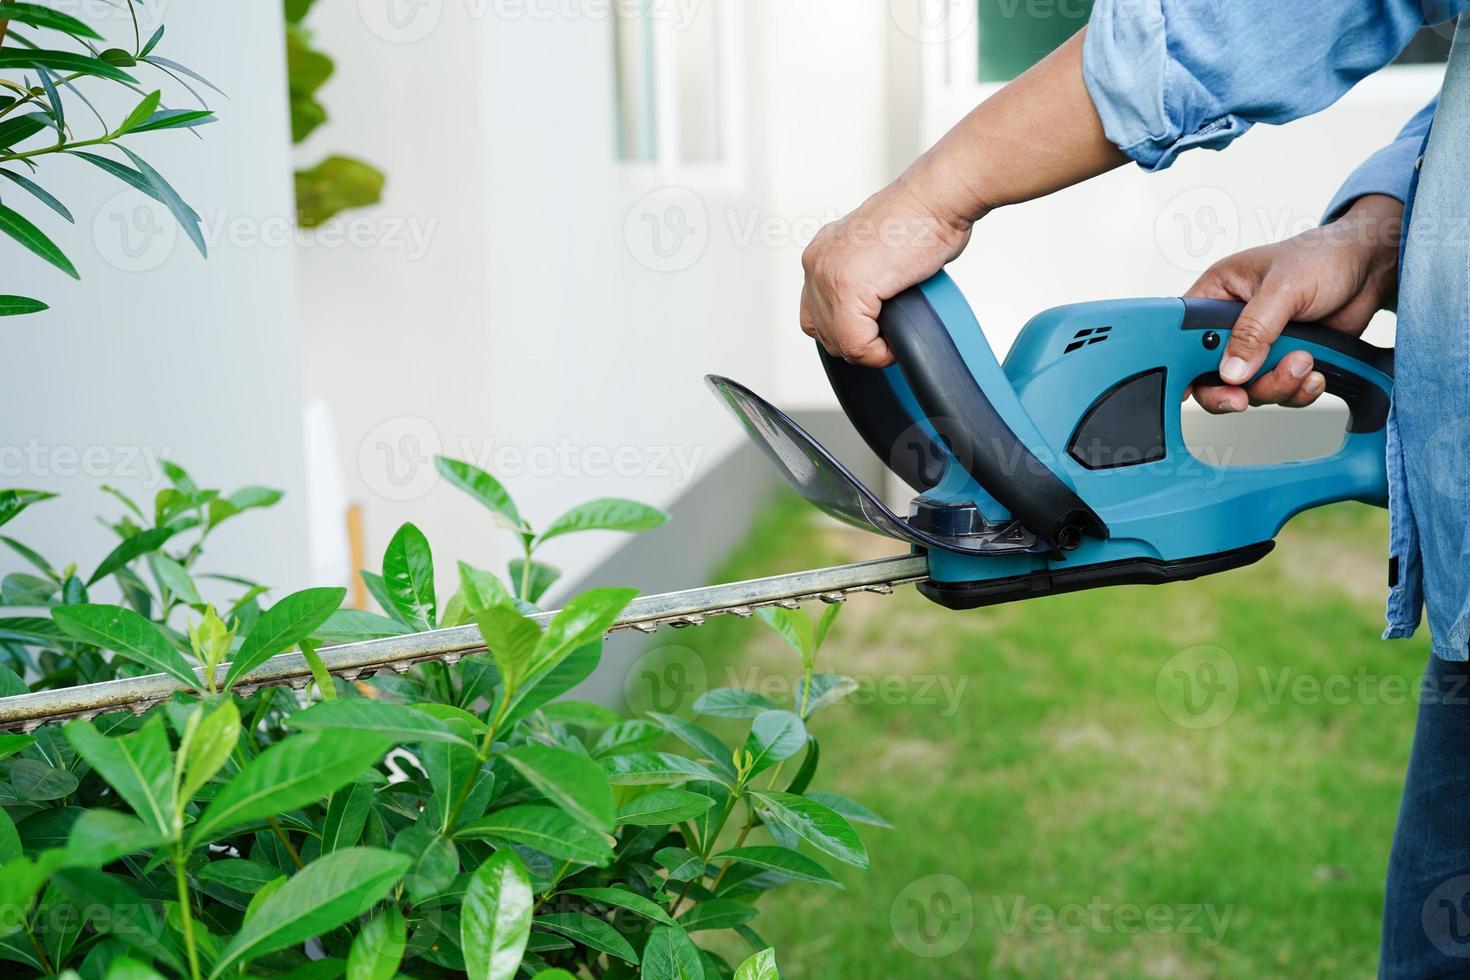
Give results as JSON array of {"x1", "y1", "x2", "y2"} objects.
[{"x1": 1064, "y1": 325, "x2": 1112, "y2": 354}]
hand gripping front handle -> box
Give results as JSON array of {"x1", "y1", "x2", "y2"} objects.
[{"x1": 821, "y1": 271, "x2": 1107, "y2": 548}]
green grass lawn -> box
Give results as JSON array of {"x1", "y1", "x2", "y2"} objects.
[{"x1": 655, "y1": 493, "x2": 1428, "y2": 979}]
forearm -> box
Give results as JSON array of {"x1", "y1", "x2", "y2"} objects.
[{"x1": 901, "y1": 29, "x2": 1127, "y2": 226}]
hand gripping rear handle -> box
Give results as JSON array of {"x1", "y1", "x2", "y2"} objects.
[{"x1": 821, "y1": 273, "x2": 1107, "y2": 548}]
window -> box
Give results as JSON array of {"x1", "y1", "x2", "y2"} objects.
[
  {"x1": 613, "y1": 0, "x2": 736, "y2": 176},
  {"x1": 976, "y1": 0, "x2": 1091, "y2": 82}
]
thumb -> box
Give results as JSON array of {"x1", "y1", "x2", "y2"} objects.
[{"x1": 1219, "y1": 282, "x2": 1299, "y2": 386}]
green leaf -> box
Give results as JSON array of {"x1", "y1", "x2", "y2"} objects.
[
  {"x1": 457, "y1": 805, "x2": 613, "y2": 867},
  {"x1": 538, "y1": 700, "x2": 620, "y2": 730},
  {"x1": 755, "y1": 607, "x2": 813, "y2": 663},
  {"x1": 382, "y1": 523, "x2": 435, "y2": 631},
  {"x1": 223, "y1": 587, "x2": 346, "y2": 689},
  {"x1": 394, "y1": 826, "x2": 458, "y2": 903},
  {"x1": 434, "y1": 457, "x2": 525, "y2": 532},
  {"x1": 534, "y1": 912, "x2": 637, "y2": 964},
  {"x1": 115, "y1": 89, "x2": 162, "y2": 136},
  {"x1": 0, "y1": 3, "x2": 105, "y2": 39},
  {"x1": 599, "y1": 752, "x2": 730, "y2": 787},
  {"x1": 654, "y1": 846, "x2": 704, "y2": 881},
  {"x1": 64, "y1": 716, "x2": 174, "y2": 838},
  {"x1": 0, "y1": 114, "x2": 45, "y2": 152},
  {"x1": 537, "y1": 498, "x2": 668, "y2": 544},
  {"x1": 88, "y1": 525, "x2": 180, "y2": 586},
  {"x1": 63, "y1": 810, "x2": 164, "y2": 868},
  {"x1": 176, "y1": 698, "x2": 240, "y2": 807},
  {"x1": 104, "y1": 956, "x2": 166, "y2": 980},
  {"x1": 289, "y1": 699, "x2": 475, "y2": 748},
  {"x1": 561, "y1": 887, "x2": 677, "y2": 926},
  {"x1": 0, "y1": 615, "x2": 67, "y2": 644},
  {"x1": 640, "y1": 924, "x2": 703, "y2": 980},
  {"x1": 321, "y1": 782, "x2": 374, "y2": 854},
  {"x1": 734, "y1": 948, "x2": 779, "y2": 980},
  {"x1": 209, "y1": 848, "x2": 409, "y2": 979},
  {"x1": 614, "y1": 789, "x2": 715, "y2": 827},
  {"x1": 0, "y1": 49, "x2": 135, "y2": 83},
  {"x1": 533, "y1": 587, "x2": 636, "y2": 677},
  {"x1": 475, "y1": 605, "x2": 539, "y2": 697},
  {"x1": 0, "y1": 489, "x2": 53, "y2": 530},
  {"x1": 0, "y1": 294, "x2": 47, "y2": 316},
  {"x1": 678, "y1": 898, "x2": 757, "y2": 932},
  {"x1": 750, "y1": 791, "x2": 868, "y2": 869},
  {"x1": 0, "y1": 733, "x2": 34, "y2": 762},
  {"x1": 188, "y1": 729, "x2": 392, "y2": 848},
  {"x1": 503, "y1": 743, "x2": 615, "y2": 833},
  {"x1": 8, "y1": 758, "x2": 77, "y2": 800},
  {"x1": 804, "y1": 791, "x2": 892, "y2": 829},
  {"x1": 693, "y1": 688, "x2": 779, "y2": 719},
  {"x1": 0, "y1": 199, "x2": 76, "y2": 278},
  {"x1": 814, "y1": 602, "x2": 842, "y2": 650},
  {"x1": 647, "y1": 712, "x2": 737, "y2": 780},
  {"x1": 743, "y1": 711, "x2": 806, "y2": 778},
  {"x1": 294, "y1": 154, "x2": 385, "y2": 227},
  {"x1": 795, "y1": 674, "x2": 858, "y2": 718},
  {"x1": 197, "y1": 858, "x2": 283, "y2": 893},
  {"x1": 52, "y1": 604, "x2": 198, "y2": 689},
  {"x1": 148, "y1": 552, "x2": 201, "y2": 608},
  {"x1": 347, "y1": 906, "x2": 405, "y2": 980},
  {"x1": 0, "y1": 169, "x2": 74, "y2": 223},
  {"x1": 711, "y1": 846, "x2": 839, "y2": 887},
  {"x1": 116, "y1": 146, "x2": 206, "y2": 257},
  {"x1": 462, "y1": 847, "x2": 533, "y2": 980},
  {"x1": 783, "y1": 738, "x2": 820, "y2": 796},
  {"x1": 312, "y1": 609, "x2": 410, "y2": 643},
  {"x1": 131, "y1": 108, "x2": 216, "y2": 133},
  {"x1": 458, "y1": 561, "x2": 513, "y2": 615}
]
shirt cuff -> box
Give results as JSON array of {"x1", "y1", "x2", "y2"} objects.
[
  {"x1": 1321, "y1": 136, "x2": 1423, "y2": 224},
  {"x1": 1082, "y1": 0, "x2": 1252, "y2": 172}
]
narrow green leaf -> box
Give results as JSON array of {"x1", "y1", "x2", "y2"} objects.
[
  {"x1": 347, "y1": 906, "x2": 405, "y2": 980},
  {"x1": 0, "y1": 49, "x2": 135, "y2": 83},
  {"x1": 434, "y1": 457, "x2": 524, "y2": 531},
  {"x1": 0, "y1": 4, "x2": 105, "y2": 40},
  {"x1": 750, "y1": 791, "x2": 868, "y2": 869},
  {"x1": 0, "y1": 294, "x2": 47, "y2": 316},
  {"x1": 0, "y1": 490, "x2": 54, "y2": 529},
  {"x1": 742, "y1": 711, "x2": 806, "y2": 777},
  {"x1": 533, "y1": 913, "x2": 637, "y2": 965},
  {"x1": 0, "y1": 169, "x2": 73, "y2": 222},
  {"x1": 457, "y1": 805, "x2": 613, "y2": 867},
  {"x1": 648, "y1": 712, "x2": 737, "y2": 780},
  {"x1": 0, "y1": 200, "x2": 76, "y2": 278},
  {"x1": 197, "y1": 858, "x2": 283, "y2": 893},
  {"x1": 147, "y1": 552, "x2": 201, "y2": 607},
  {"x1": 711, "y1": 846, "x2": 839, "y2": 887},
  {"x1": 115, "y1": 89, "x2": 162, "y2": 135},
  {"x1": 63, "y1": 810, "x2": 164, "y2": 868},
  {"x1": 64, "y1": 717, "x2": 175, "y2": 838},
  {"x1": 131, "y1": 108, "x2": 216, "y2": 133},
  {"x1": 678, "y1": 898, "x2": 756, "y2": 933},
  {"x1": 755, "y1": 607, "x2": 814, "y2": 663},
  {"x1": 805, "y1": 791, "x2": 892, "y2": 828},
  {"x1": 176, "y1": 698, "x2": 240, "y2": 806},
  {"x1": 561, "y1": 887, "x2": 676, "y2": 926},
  {"x1": 381, "y1": 523, "x2": 435, "y2": 631},
  {"x1": 537, "y1": 498, "x2": 668, "y2": 544},
  {"x1": 614, "y1": 789, "x2": 715, "y2": 827},
  {"x1": 692, "y1": 688, "x2": 778, "y2": 719},
  {"x1": 532, "y1": 587, "x2": 637, "y2": 676},
  {"x1": 462, "y1": 847, "x2": 533, "y2": 980},
  {"x1": 312, "y1": 609, "x2": 410, "y2": 643},
  {"x1": 599, "y1": 752, "x2": 730, "y2": 787},
  {"x1": 503, "y1": 743, "x2": 615, "y2": 833},
  {"x1": 321, "y1": 782, "x2": 374, "y2": 854},
  {"x1": 115, "y1": 146, "x2": 206, "y2": 257},
  {"x1": 88, "y1": 525, "x2": 180, "y2": 585},
  {"x1": 52, "y1": 604, "x2": 198, "y2": 689},
  {"x1": 209, "y1": 848, "x2": 409, "y2": 979},
  {"x1": 188, "y1": 729, "x2": 392, "y2": 848},
  {"x1": 475, "y1": 605, "x2": 539, "y2": 696},
  {"x1": 640, "y1": 924, "x2": 703, "y2": 980},
  {"x1": 223, "y1": 587, "x2": 345, "y2": 689}
]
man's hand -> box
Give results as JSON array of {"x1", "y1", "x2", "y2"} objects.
[{"x1": 1188, "y1": 194, "x2": 1403, "y2": 413}]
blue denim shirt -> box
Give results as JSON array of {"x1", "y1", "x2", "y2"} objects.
[{"x1": 1083, "y1": 2, "x2": 1470, "y2": 660}]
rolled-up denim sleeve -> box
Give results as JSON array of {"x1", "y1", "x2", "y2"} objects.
[
  {"x1": 1084, "y1": 0, "x2": 1465, "y2": 172},
  {"x1": 1322, "y1": 97, "x2": 1438, "y2": 221}
]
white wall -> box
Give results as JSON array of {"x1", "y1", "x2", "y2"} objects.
[{"x1": 1, "y1": 3, "x2": 309, "y2": 597}]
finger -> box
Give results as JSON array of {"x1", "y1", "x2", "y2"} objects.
[
  {"x1": 1281, "y1": 371, "x2": 1327, "y2": 408},
  {"x1": 830, "y1": 308, "x2": 893, "y2": 367},
  {"x1": 1244, "y1": 351, "x2": 1315, "y2": 406},
  {"x1": 799, "y1": 282, "x2": 819, "y2": 339},
  {"x1": 1193, "y1": 383, "x2": 1249, "y2": 414},
  {"x1": 1219, "y1": 283, "x2": 1300, "y2": 385}
]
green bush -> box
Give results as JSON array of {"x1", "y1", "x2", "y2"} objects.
[{"x1": 0, "y1": 460, "x2": 882, "y2": 979}]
